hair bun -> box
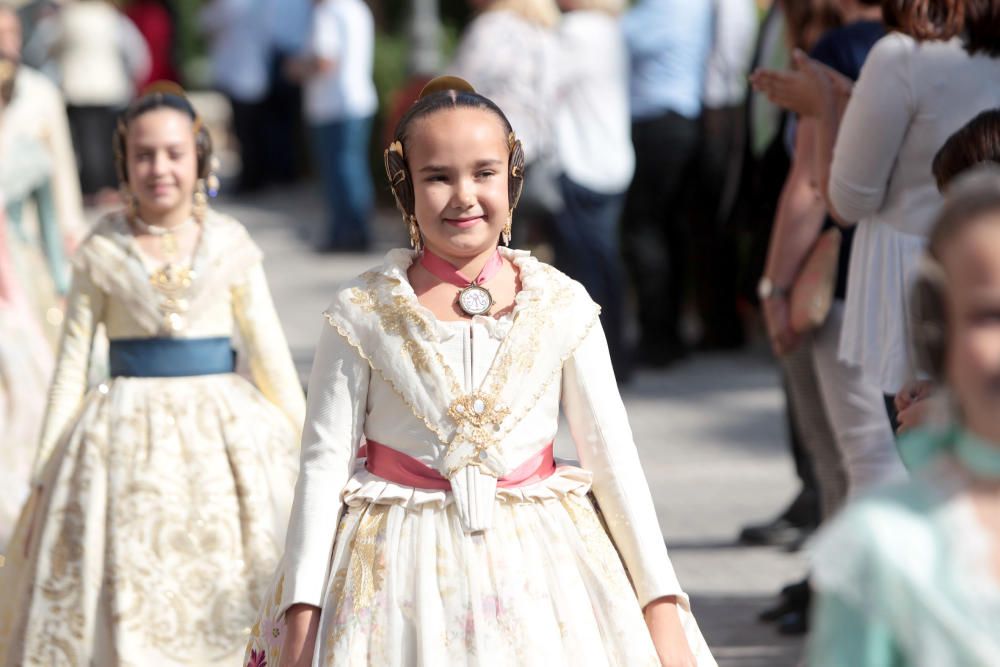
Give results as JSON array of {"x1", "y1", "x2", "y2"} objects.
[
  {"x1": 139, "y1": 80, "x2": 191, "y2": 100},
  {"x1": 418, "y1": 76, "x2": 476, "y2": 100}
]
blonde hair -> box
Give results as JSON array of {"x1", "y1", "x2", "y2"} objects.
[
  {"x1": 485, "y1": 0, "x2": 561, "y2": 27},
  {"x1": 561, "y1": 0, "x2": 627, "y2": 14}
]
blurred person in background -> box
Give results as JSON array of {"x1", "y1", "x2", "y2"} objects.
[
  {"x1": 261, "y1": 0, "x2": 311, "y2": 185},
  {"x1": 450, "y1": 0, "x2": 562, "y2": 245},
  {"x1": 689, "y1": 0, "x2": 757, "y2": 352},
  {"x1": 809, "y1": 167, "x2": 1000, "y2": 666},
  {"x1": 0, "y1": 52, "x2": 56, "y2": 552},
  {"x1": 0, "y1": 83, "x2": 305, "y2": 667},
  {"x1": 549, "y1": 0, "x2": 633, "y2": 379},
  {"x1": 620, "y1": 0, "x2": 711, "y2": 367},
  {"x1": 0, "y1": 5, "x2": 85, "y2": 250},
  {"x1": 753, "y1": 0, "x2": 910, "y2": 635},
  {"x1": 736, "y1": 3, "x2": 826, "y2": 558},
  {"x1": 813, "y1": 0, "x2": 1000, "y2": 420},
  {"x1": 199, "y1": 0, "x2": 270, "y2": 193},
  {"x1": 123, "y1": 0, "x2": 178, "y2": 90},
  {"x1": 295, "y1": 0, "x2": 377, "y2": 252},
  {"x1": 742, "y1": 0, "x2": 848, "y2": 637},
  {"x1": 26, "y1": 0, "x2": 150, "y2": 203}
]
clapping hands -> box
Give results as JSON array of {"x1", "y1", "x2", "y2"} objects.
[{"x1": 750, "y1": 49, "x2": 853, "y2": 117}]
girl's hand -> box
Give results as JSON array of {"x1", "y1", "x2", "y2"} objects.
[
  {"x1": 645, "y1": 597, "x2": 697, "y2": 667},
  {"x1": 894, "y1": 379, "x2": 933, "y2": 413},
  {"x1": 895, "y1": 380, "x2": 934, "y2": 435},
  {"x1": 279, "y1": 604, "x2": 320, "y2": 667}
]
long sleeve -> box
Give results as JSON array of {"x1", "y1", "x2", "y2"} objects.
[
  {"x1": 828, "y1": 34, "x2": 914, "y2": 224},
  {"x1": 34, "y1": 262, "x2": 105, "y2": 482},
  {"x1": 33, "y1": 73, "x2": 86, "y2": 249},
  {"x1": 232, "y1": 262, "x2": 306, "y2": 430},
  {"x1": 808, "y1": 592, "x2": 903, "y2": 666},
  {"x1": 561, "y1": 323, "x2": 684, "y2": 608},
  {"x1": 279, "y1": 318, "x2": 369, "y2": 615},
  {"x1": 34, "y1": 179, "x2": 70, "y2": 295}
]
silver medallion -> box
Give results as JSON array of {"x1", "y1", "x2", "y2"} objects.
[{"x1": 457, "y1": 284, "x2": 493, "y2": 316}]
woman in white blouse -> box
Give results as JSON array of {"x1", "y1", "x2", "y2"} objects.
[{"x1": 822, "y1": 1, "x2": 1000, "y2": 396}]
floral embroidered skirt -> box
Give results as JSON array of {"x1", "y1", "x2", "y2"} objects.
[
  {"x1": 0, "y1": 373, "x2": 299, "y2": 667},
  {"x1": 245, "y1": 469, "x2": 716, "y2": 666},
  {"x1": 0, "y1": 308, "x2": 53, "y2": 549}
]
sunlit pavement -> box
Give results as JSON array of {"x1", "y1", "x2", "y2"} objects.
[{"x1": 220, "y1": 183, "x2": 808, "y2": 666}]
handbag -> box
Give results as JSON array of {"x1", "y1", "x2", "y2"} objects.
[{"x1": 789, "y1": 227, "x2": 842, "y2": 334}]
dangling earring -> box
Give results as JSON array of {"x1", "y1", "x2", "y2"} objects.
[
  {"x1": 120, "y1": 184, "x2": 138, "y2": 221},
  {"x1": 408, "y1": 214, "x2": 422, "y2": 251},
  {"x1": 207, "y1": 156, "x2": 221, "y2": 198},
  {"x1": 193, "y1": 178, "x2": 208, "y2": 223},
  {"x1": 502, "y1": 211, "x2": 513, "y2": 247}
]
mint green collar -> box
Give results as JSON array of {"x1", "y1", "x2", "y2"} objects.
[
  {"x1": 899, "y1": 426, "x2": 1000, "y2": 479},
  {"x1": 954, "y1": 430, "x2": 1000, "y2": 479}
]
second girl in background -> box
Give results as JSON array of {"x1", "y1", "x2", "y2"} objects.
[{"x1": 0, "y1": 82, "x2": 305, "y2": 667}]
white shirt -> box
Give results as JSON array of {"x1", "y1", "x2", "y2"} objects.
[
  {"x1": 304, "y1": 0, "x2": 378, "y2": 124},
  {"x1": 702, "y1": 0, "x2": 758, "y2": 108},
  {"x1": 199, "y1": 0, "x2": 270, "y2": 103},
  {"x1": 554, "y1": 11, "x2": 634, "y2": 194},
  {"x1": 450, "y1": 10, "x2": 560, "y2": 165},
  {"x1": 831, "y1": 34, "x2": 1000, "y2": 392},
  {"x1": 28, "y1": 3, "x2": 150, "y2": 107}
]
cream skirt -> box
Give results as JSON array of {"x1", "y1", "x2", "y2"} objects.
[
  {"x1": 0, "y1": 373, "x2": 299, "y2": 667},
  {"x1": 246, "y1": 467, "x2": 715, "y2": 666}
]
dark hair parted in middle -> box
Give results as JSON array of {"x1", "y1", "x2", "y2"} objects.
[
  {"x1": 384, "y1": 86, "x2": 525, "y2": 219},
  {"x1": 880, "y1": 0, "x2": 964, "y2": 41},
  {"x1": 113, "y1": 84, "x2": 213, "y2": 185},
  {"x1": 933, "y1": 109, "x2": 1000, "y2": 192}
]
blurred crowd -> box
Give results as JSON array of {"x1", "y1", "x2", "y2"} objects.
[{"x1": 1, "y1": 0, "x2": 1000, "y2": 664}]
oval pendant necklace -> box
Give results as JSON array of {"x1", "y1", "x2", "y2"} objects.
[{"x1": 420, "y1": 248, "x2": 504, "y2": 316}]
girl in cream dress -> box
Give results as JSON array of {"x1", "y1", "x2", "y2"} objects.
[
  {"x1": 0, "y1": 63, "x2": 57, "y2": 548},
  {"x1": 246, "y1": 78, "x2": 714, "y2": 667},
  {"x1": 0, "y1": 84, "x2": 305, "y2": 667},
  {"x1": 0, "y1": 195, "x2": 53, "y2": 549}
]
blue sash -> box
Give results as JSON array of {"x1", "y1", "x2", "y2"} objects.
[{"x1": 109, "y1": 337, "x2": 235, "y2": 378}]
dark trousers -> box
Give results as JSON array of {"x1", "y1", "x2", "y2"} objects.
[
  {"x1": 261, "y1": 50, "x2": 303, "y2": 184},
  {"x1": 67, "y1": 104, "x2": 119, "y2": 195},
  {"x1": 310, "y1": 115, "x2": 374, "y2": 250},
  {"x1": 689, "y1": 105, "x2": 746, "y2": 348},
  {"x1": 552, "y1": 174, "x2": 628, "y2": 378},
  {"x1": 622, "y1": 109, "x2": 701, "y2": 358},
  {"x1": 229, "y1": 96, "x2": 268, "y2": 193}
]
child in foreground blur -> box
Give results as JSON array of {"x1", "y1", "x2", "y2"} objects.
[
  {"x1": 894, "y1": 108, "x2": 1000, "y2": 435},
  {"x1": 808, "y1": 167, "x2": 1000, "y2": 666}
]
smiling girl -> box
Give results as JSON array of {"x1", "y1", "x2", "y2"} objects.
[
  {"x1": 0, "y1": 83, "x2": 305, "y2": 667},
  {"x1": 244, "y1": 77, "x2": 714, "y2": 667}
]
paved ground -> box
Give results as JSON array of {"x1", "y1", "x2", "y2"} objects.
[{"x1": 220, "y1": 184, "x2": 808, "y2": 667}]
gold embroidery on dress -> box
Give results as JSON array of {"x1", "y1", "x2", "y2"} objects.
[
  {"x1": 334, "y1": 263, "x2": 600, "y2": 478},
  {"x1": 324, "y1": 504, "x2": 390, "y2": 657},
  {"x1": 18, "y1": 379, "x2": 293, "y2": 665}
]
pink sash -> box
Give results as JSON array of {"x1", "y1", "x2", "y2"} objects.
[{"x1": 362, "y1": 440, "x2": 555, "y2": 490}]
